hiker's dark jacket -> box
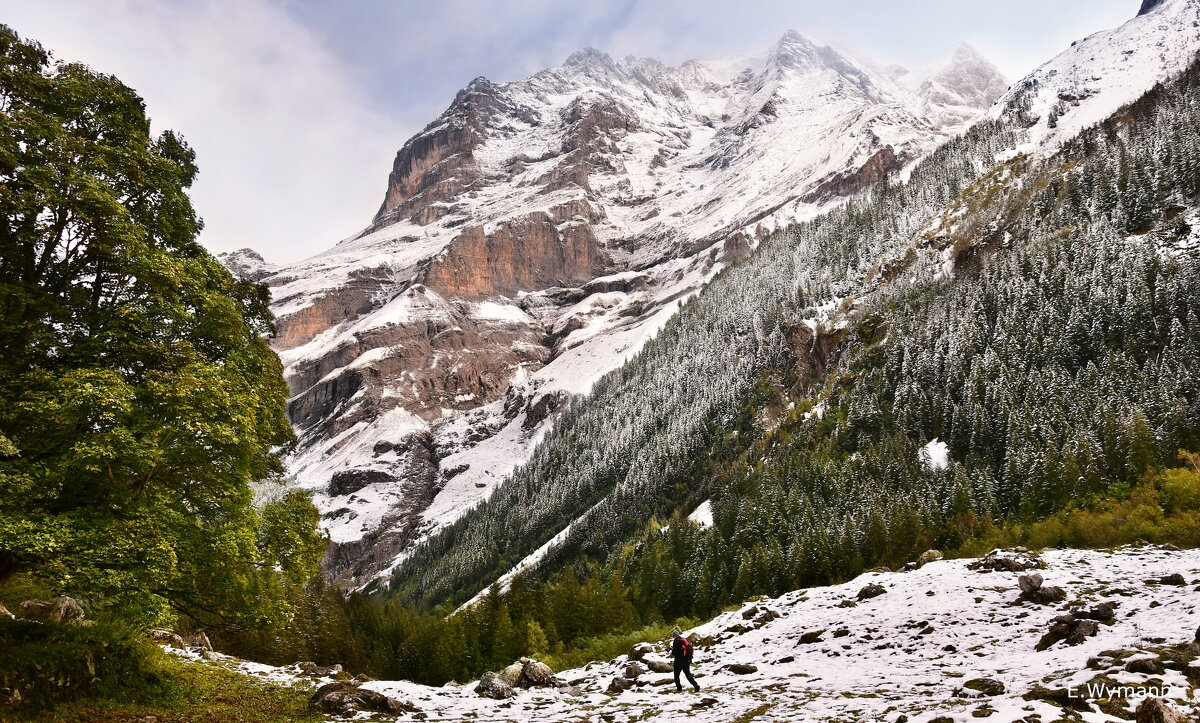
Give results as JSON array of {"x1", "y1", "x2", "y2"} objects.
[{"x1": 671, "y1": 637, "x2": 693, "y2": 661}]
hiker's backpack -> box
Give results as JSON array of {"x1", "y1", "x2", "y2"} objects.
[{"x1": 680, "y1": 636, "x2": 694, "y2": 661}]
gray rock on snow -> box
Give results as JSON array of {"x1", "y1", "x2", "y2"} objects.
[
  {"x1": 857, "y1": 583, "x2": 886, "y2": 600},
  {"x1": 150, "y1": 629, "x2": 186, "y2": 649},
  {"x1": 1135, "y1": 697, "x2": 1186, "y2": 723},
  {"x1": 1017, "y1": 573, "x2": 1043, "y2": 593},
  {"x1": 969, "y1": 548, "x2": 1045, "y2": 573},
  {"x1": 915, "y1": 549, "x2": 943, "y2": 567},
  {"x1": 607, "y1": 676, "x2": 635, "y2": 694},
  {"x1": 518, "y1": 660, "x2": 556, "y2": 687},
  {"x1": 309, "y1": 681, "x2": 418, "y2": 714},
  {"x1": 185, "y1": 631, "x2": 213, "y2": 652},
  {"x1": 476, "y1": 671, "x2": 516, "y2": 699},
  {"x1": 498, "y1": 661, "x2": 525, "y2": 687},
  {"x1": 1016, "y1": 573, "x2": 1067, "y2": 604},
  {"x1": 1126, "y1": 657, "x2": 1166, "y2": 675},
  {"x1": 297, "y1": 661, "x2": 343, "y2": 677},
  {"x1": 964, "y1": 678, "x2": 1005, "y2": 696},
  {"x1": 622, "y1": 661, "x2": 648, "y2": 679}
]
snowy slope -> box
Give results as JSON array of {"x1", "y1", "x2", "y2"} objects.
[
  {"x1": 992, "y1": 0, "x2": 1200, "y2": 149},
  {"x1": 259, "y1": 32, "x2": 1006, "y2": 586},
  {"x1": 182, "y1": 545, "x2": 1200, "y2": 722}
]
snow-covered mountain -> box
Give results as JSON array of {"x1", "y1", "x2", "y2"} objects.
[
  {"x1": 993, "y1": 0, "x2": 1200, "y2": 147},
  {"x1": 248, "y1": 31, "x2": 1006, "y2": 586},
  {"x1": 217, "y1": 248, "x2": 278, "y2": 282}
]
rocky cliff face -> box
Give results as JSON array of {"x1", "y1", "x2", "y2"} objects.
[{"x1": 254, "y1": 32, "x2": 1005, "y2": 587}]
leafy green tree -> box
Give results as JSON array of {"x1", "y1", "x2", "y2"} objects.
[{"x1": 0, "y1": 25, "x2": 321, "y2": 628}]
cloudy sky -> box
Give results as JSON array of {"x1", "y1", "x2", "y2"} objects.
[{"x1": 5, "y1": 0, "x2": 1136, "y2": 263}]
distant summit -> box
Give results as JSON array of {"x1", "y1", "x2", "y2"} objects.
[
  {"x1": 1139, "y1": 0, "x2": 1166, "y2": 15},
  {"x1": 217, "y1": 248, "x2": 277, "y2": 282}
]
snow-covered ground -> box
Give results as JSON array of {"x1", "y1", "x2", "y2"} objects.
[{"x1": 180, "y1": 545, "x2": 1200, "y2": 722}]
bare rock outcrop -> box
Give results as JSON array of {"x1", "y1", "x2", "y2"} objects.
[
  {"x1": 18, "y1": 597, "x2": 83, "y2": 624},
  {"x1": 420, "y1": 214, "x2": 608, "y2": 299}
]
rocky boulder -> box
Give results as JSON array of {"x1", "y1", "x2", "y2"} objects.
[
  {"x1": 969, "y1": 548, "x2": 1045, "y2": 573},
  {"x1": 857, "y1": 583, "x2": 887, "y2": 600},
  {"x1": 622, "y1": 661, "x2": 648, "y2": 679},
  {"x1": 628, "y1": 642, "x2": 657, "y2": 661},
  {"x1": 497, "y1": 661, "x2": 525, "y2": 687},
  {"x1": 476, "y1": 671, "x2": 516, "y2": 699},
  {"x1": 1075, "y1": 601, "x2": 1117, "y2": 623},
  {"x1": 150, "y1": 629, "x2": 185, "y2": 649},
  {"x1": 725, "y1": 663, "x2": 758, "y2": 674},
  {"x1": 184, "y1": 631, "x2": 213, "y2": 652},
  {"x1": 1036, "y1": 609, "x2": 1107, "y2": 651},
  {"x1": 607, "y1": 676, "x2": 635, "y2": 694},
  {"x1": 483, "y1": 658, "x2": 560, "y2": 693},
  {"x1": 1125, "y1": 657, "x2": 1166, "y2": 675},
  {"x1": 309, "y1": 681, "x2": 417, "y2": 715},
  {"x1": 517, "y1": 659, "x2": 555, "y2": 688},
  {"x1": 297, "y1": 661, "x2": 344, "y2": 677},
  {"x1": 964, "y1": 678, "x2": 1006, "y2": 696},
  {"x1": 1136, "y1": 698, "x2": 1185, "y2": 723},
  {"x1": 1016, "y1": 573, "x2": 1066, "y2": 605},
  {"x1": 915, "y1": 549, "x2": 944, "y2": 568},
  {"x1": 643, "y1": 656, "x2": 674, "y2": 674},
  {"x1": 19, "y1": 597, "x2": 84, "y2": 624}
]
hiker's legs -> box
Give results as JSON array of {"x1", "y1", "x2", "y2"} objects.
[
  {"x1": 673, "y1": 660, "x2": 683, "y2": 691},
  {"x1": 683, "y1": 661, "x2": 700, "y2": 691}
]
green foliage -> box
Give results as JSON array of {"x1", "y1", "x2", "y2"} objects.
[
  {"x1": 0, "y1": 617, "x2": 158, "y2": 711},
  {"x1": 1040, "y1": 457, "x2": 1200, "y2": 547},
  {"x1": 0, "y1": 24, "x2": 321, "y2": 630}
]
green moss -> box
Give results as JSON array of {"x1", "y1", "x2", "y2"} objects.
[{"x1": 732, "y1": 703, "x2": 776, "y2": 722}]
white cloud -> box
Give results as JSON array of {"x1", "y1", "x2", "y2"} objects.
[{"x1": 4, "y1": 0, "x2": 405, "y2": 263}]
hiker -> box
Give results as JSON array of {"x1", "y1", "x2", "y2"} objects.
[{"x1": 670, "y1": 627, "x2": 700, "y2": 692}]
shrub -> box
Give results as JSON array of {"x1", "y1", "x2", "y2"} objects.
[{"x1": 0, "y1": 618, "x2": 159, "y2": 711}]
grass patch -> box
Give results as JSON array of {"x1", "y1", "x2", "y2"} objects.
[
  {"x1": 732, "y1": 702, "x2": 776, "y2": 722},
  {"x1": 7, "y1": 651, "x2": 321, "y2": 722}
]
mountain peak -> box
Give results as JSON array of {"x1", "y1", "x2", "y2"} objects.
[
  {"x1": 564, "y1": 47, "x2": 616, "y2": 70},
  {"x1": 770, "y1": 29, "x2": 821, "y2": 59},
  {"x1": 921, "y1": 43, "x2": 1007, "y2": 105},
  {"x1": 217, "y1": 247, "x2": 277, "y2": 282},
  {"x1": 1138, "y1": 0, "x2": 1166, "y2": 15},
  {"x1": 951, "y1": 42, "x2": 986, "y2": 63}
]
